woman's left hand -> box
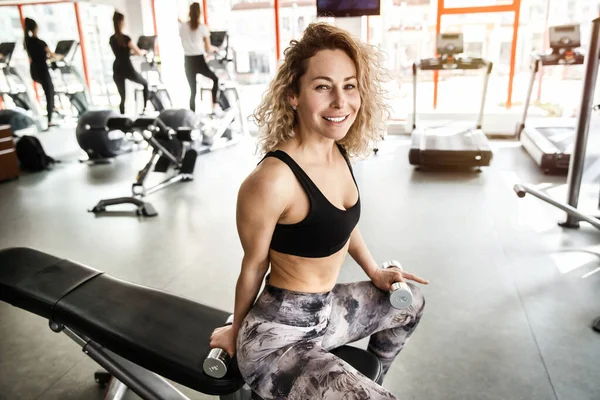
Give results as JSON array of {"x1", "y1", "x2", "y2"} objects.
[{"x1": 370, "y1": 266, "x2": 429, "y2": 292}]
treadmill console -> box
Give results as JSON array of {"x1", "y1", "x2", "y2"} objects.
[
  {"x1": 137, "y1": 36, "x2": 160, "y2": 68},
  {"x1": 0, "y1": 42, "x2": 16, "y2": 66},
  {"x1": 210, "y1": 31, "x2": 228, "y2": 48},
  {"x1": 549, "y1": 25, "x2": 581, "y2": 51},
  {"x1": 417, "y1": 33, "x2": 489, "y2": 71},
  {"x1": 137, "y1": 36, "x2": 157, "y2": 52},
  {"x1": 49, "y1": 40, "x2": 79, "y2": 68},
  {"x1": 436, "y1": 33, "x2": 464, "y2": 57},
  {"x1": 538, "y1": 24, "x2": 583, "y2": 65}
]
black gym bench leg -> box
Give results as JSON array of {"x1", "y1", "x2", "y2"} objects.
[
  {"x1": 89, "y1": 149, "x2": 196, "y2": 217},
  {"x1": 90, "y1": 196, "x2": 158, "y2": 217},
  {"x1": 104, "y1": 378, "x2": 128, "y2": 400},
  {"x1": 55, "y1": 324, "x2": 251, "y2": 400}
]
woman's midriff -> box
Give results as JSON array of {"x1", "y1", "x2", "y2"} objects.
[{"x1": 267, "y1": 241, "x2": 350, "y2": 293}]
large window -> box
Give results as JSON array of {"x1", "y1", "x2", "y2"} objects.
[
  {"x1": 0, "y1": 7, "x2": 32, "y2": 111},
  {"x1": 79, "y1": 3, "x2": 122, "y2": 108},
  {"x1": 18, "y1": 4, "x2": 87, "y2": 115},
  {"x1": 368, "y1": 1, "x2": 436, "y2": 119},
  {"x1": 0, "y1": 3, "x2": 126, "y2": 111},
  {"x1": 367, "y1": 0, "x2": 597, "y2": 122},
  {"x1": 135, "y1": 0, "x2": 600, "y2": 127},
  {"x1": 229, "y1": 1, "x2": 318, "y2": 84},
  {"x1": 511, "y1": 0, "x2": 597, "y2": 119},
  {"x1": 153, "y1": 0, "x2": 319, "y2": 123},
  {"x1": 435, "y1": 12, "x2": 517, "y2": 112}
]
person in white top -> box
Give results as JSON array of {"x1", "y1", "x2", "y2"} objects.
[{"x1": 178, "y1": 2, "x2": 220, "y2": 114}]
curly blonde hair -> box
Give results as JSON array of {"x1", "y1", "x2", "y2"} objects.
[{"x1": 252, "y1": 22, "x2": 390, "y2": 159}]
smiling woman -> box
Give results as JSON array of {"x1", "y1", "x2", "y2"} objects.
[
  {"x1": 253, "y1": 22, "x2": 390, "y2": 159},
  {"x1": 208, "y1": 22, "x2": 429, "y2": 400}
]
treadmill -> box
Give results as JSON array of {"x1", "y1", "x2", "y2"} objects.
[
  {"x1": 516, "y1": 24, "x2": 585, "y2": 173},
  {"x1": 409, "y1": 33, "x2": 494, "y2": 169},
  {"x1": 49, "y1": 40, "x2": 90, "y2": 116},
  {"x1": 0, "y1": 42, "x2": 39, "y2": 113}
]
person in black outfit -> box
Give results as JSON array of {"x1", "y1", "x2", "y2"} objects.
[
  {"x1": 23, "y1": 18, "x2": 61, "y2": 129},
  {"x1": 109, "y1": 12, "x2": 149, "y2": 115}
]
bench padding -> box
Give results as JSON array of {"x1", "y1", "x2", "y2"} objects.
[{"x1": 0, "y1": 247, "x2": 244, "y2": 395}]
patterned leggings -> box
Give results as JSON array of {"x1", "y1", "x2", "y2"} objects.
[{"x1": 236, "y1": 277, "x2": 426, "y2": 399}]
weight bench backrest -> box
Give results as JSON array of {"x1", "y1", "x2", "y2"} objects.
[{"x1": 0, "y1": 247, "x2": 244, "y2": 396}]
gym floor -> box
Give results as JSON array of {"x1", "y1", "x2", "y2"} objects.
[{"x1": 0, "y1": 128, "x2": 599, "y2": 400}]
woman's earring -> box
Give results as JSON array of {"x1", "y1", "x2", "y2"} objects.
[{"x1": 292, "y1": 105, "x2": 297, "y2": 111}]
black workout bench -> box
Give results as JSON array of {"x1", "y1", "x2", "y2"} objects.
[{"x1": 0, "y1": 247, "x2": 383, "y2": 400}]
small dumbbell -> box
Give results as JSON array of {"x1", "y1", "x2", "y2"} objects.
[
  {"x1": 381, "y1": 260, "x2": 413, "y2": 310},
  {"x1": 203, "y1": 314, "x2": 234, "y2": 378}
]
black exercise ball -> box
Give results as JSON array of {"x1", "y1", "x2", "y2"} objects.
[{"x1": 76, "y1": 109, "x2": 124, "y2": 159}]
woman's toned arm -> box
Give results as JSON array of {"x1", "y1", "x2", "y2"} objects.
[
  {"x1": 210, "y1": 159, "x2": 293, "y2": 356},
  {"x1": 347, "y1": 226, "x2": 379, "y2": 279},
  {"x1": 348, "y1": 226, "x2": 429, "y2": 290}
]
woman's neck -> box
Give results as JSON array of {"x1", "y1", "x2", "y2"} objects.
[{"x1": 285, "y1": 132, "x2": 337, "y2": 164}]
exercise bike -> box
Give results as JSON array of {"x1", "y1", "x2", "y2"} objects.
[
  {"x1": 135, "y1": 35, "x2": 172, "y2": 114},
  {"x1": 89, "y1": 109, "x2": 198, "y2": 217},
  {"x1": 48, "y1": 40, "x2": 90, "y2": 118},
  {"x1": 194, "y1": 31, "x2": 248, "y2": 155},
  {"x1": 0, "y1": 42, "x2": 42, "y2": 133}
]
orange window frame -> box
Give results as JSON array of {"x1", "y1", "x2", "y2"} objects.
[
  {"x1": 434, "y1": 0, "x2": 522, "y2": 109},
  {"x1": 1, "y1": 1, "x2": 92, "y2": 96}
]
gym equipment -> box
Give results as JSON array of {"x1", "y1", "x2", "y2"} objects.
[
  {"x1": 49, "y1": 40, "x2": 90, "y2": 117},
  {"x1": 90, "y1": 109, "x2": 198, "y2": 217},
  {"x1": 203, "y1": 315, "x2": 235, "y2": 379},
  {"x1": 76, "y1": 109, "x2": 134, "y2": 162},
  {"x1": 0, "y1": 42, "x2": 40, "y2": 113},
  {"x1": 195, "y1": 31, "x2": 247, "y2": 154},
  {"x1": 0, "y1": 247, "x2": 385, "y2": 400},
  {"x1": 382, "y1": 260, "x2": 413, "y2": 310},
  {"x1": 516, "y1": 24, "x2": 585, "y2": 173},
  {"x1": 409, "y1": 33, "x2": 494, "y2": 169},
  {"x1": 514, "y1": 18, "x2": 600, "y2": 334},
  {"x1": 135, "y1": 35, "x2": 172, "y2": 113},
  {"x1": 515, "y1": 18, "x2": 600, "y2": 229},
  {"x1": 0, "y1": 42, "x2": 42, "y2": 132},
  {"x1": 0, "y1": 108, "x2": 39, "y2": 135}
]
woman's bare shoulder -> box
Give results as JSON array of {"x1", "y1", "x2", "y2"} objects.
[{"x1": 238, "y1": 156, "x2": 295, "y2": 208}]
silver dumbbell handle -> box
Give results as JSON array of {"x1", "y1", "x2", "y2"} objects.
[
  {"x1": 382, "y1": 260, "x2": 413, "y2": 310},
  {"x1": 203, "y1": 314, "x2": 234, "y2": 379}
]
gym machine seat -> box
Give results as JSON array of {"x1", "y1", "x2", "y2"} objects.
[
  {"x1": 0, "y1": 247, "x2": 384, "y2": 400},
  {"x1": 90, "y1": 111, "x2": 198, "y2": 217}
]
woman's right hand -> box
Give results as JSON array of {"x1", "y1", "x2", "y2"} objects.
[{"x1": 209, "y1": 324, "x2": 237, "y2": 358}]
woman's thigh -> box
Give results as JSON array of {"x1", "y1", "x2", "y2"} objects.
[{"x1": 321, "y1": 280, "x2": 424, "y2": 350}]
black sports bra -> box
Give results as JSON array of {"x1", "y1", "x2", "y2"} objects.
[{"x1": 259, "y1": 145, "x2": 361, "y2": 258}]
